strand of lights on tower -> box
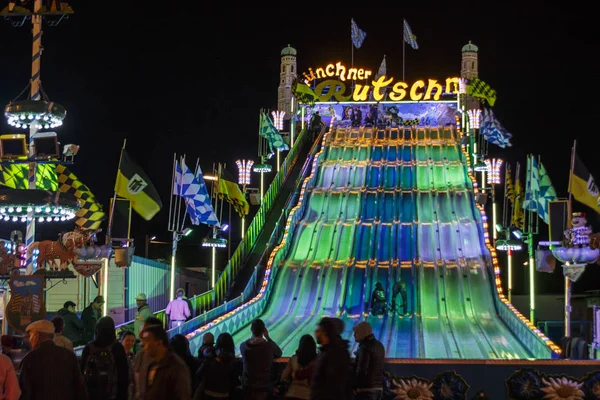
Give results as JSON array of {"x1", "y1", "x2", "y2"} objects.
[
  {"x1": 271, "y1": 110, "x2": 286, "y2": 131},
  {"x1": 485, "y1": 158, "x2": 503, "y2": 185},
  {"x1": 467, "y1": 109, "x2": 482, "y2": 129},
  {"x1": 236, "y1": 160, "x2": 254, "y2": 186}
]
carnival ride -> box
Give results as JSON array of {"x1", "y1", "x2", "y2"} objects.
[
  {"x1": 1, "y1": 1, "x2": 111, "y2": 283},
  {"x1": 186, "y1": 122, "x2": 560, "y2": 359}
]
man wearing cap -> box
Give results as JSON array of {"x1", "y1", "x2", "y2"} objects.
[
  {"x1": 134, "y1": 293, "x2": 152, "y2": 338},
  {"x1": 352, "y1": 321, "x2": 385, "y2": 399},
  {"x1": 165, "y1": 288, "x2": 191, "y2": 330},
  {"x1": 81, "y1": 295, "x2": 105, "y2": 344},
  {"x1": 19, "y1": 319, "x2": 87, "y2": 400}
]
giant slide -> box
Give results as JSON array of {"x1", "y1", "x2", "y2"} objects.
[{"x1": 197, "y1": 125, "x2": 558, "y2": 359}]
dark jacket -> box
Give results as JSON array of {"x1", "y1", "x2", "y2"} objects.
[
  {"x1": 18, "y1": 340, "x2": 88, "y2": 400},
  {"x1": 354, "y1": 334, "x2": 385, "y2": 390},
  {"x1": 239, "y1": 337, "x2": 282, "y2": 389},
  {"x1": 195, "y1": 353, "x2": 241, "y2": 399},
  {"x1": 139, "y1": 351, "x2": 191, "y2": 400},
  {"x1": 81, "y1": 304, "x2": 100, "y2": 343},
  {"x1": 57, "y1": 307, "x2": 85, "y2": 345},
  {"x1": 80, "y1": 341, "x2": 129, "y2": 400},
  {"x1": 80, "y1": 317, "x2": 130, "y2": 400},
  {"x1": 310, "y1": 338, "x2": 351, "y2": 400}
]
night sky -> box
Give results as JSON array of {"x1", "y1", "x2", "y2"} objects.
[{"x1": 0, "y1": 5, "x2": 596, "y2": 294}]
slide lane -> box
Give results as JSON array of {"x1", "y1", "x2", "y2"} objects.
[
  {"x1": 454, "y1": 189, "x2": 533, "y2": 358},
  {"x1": 417, "y1": 190, "x2": 460, "y2": 358},
  {"x1": 230, "y1": 154, "x2": 337, "y2": 349}
]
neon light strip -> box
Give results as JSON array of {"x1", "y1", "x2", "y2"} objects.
[
  {"x1": 185, "y1": 128, "x2": 329, "y2": 340},
  {"x1": 459, "y1": 127, "x2": 561, "y2": 354}
]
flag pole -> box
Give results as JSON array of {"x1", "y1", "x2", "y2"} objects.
[
  {"x1": 402, "y1": 24, "x2": 406, "y2": 82},
  {"x1": 565, "y1": 140, "x2": 577, "y2": 338},
  {"x1": 567, "y1": 140, "x2": 577, "y2": 216},
  {"x1": 106, "y1": 139, "x2": 127, "y2": 244},
  {"x1": 167, "y1": 153, "x2": 177, "y2": 232}
]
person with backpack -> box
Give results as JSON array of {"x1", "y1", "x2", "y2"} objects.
[
  {"x1": 370, "y1": 283, "x2": 387, "y2": 316},
  {"x1": 80, "y1": 316, "x2": 130, "y2": 400}
]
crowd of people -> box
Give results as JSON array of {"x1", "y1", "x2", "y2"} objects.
[{"x1": 0, "y1": 300, "x2": 387, "y2": 400}]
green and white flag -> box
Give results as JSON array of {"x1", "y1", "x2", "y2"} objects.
[
  {"x1": 522, "y1": 155, "x2": 557, "y2": 224},
  {"x1": 259, "y1": 111, "x2": 289, "y2": 157}
]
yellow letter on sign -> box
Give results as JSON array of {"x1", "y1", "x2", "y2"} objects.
[
  {"x1": 424, "y1": 79, "x2": 443, "y2": 101},
  {"x1": 389, "y1": 82, "x2": 408, "y2": 101},
  {"x1": 315, "y1": 79, "x2": 351, "y2": 102},
  {"x1": 410, "y1": 80, "x2": 425, "y2": 101},
  {"x1": 372, "y1": 76, "x2": 394, "y2": 101}
]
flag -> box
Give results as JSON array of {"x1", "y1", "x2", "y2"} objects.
[
  {"x1": 522, "y1": 155, "x2": 557, "y2": 224},
  {"x1": 351, "y1": 18, "x2": 366, "y2": 49},
  {"x1": 403, "y1": 19, "x2": 419, "y2": 50},
  {"x1": 114, "y1": 150, "x2": 162, "y2": 220},
  {"x1": 218, "y1": 168, "x2": 249, "y2": 217},
  {"x1": 375, "y1": 55, "x2": 387, "y2": 79},
  {"x1": 570, "y1": 153, "x2": 600, "y2": 214},
  {"x1": 55, "y1": 164, "x2": 106, "y2": 231},
  {"x1": 466, "y1": 77, "x2": 497, "y2": 106},
  {"x1": 0, "y1": 164, "x2": 58, "y2": 190},
  {"x1": 512, "y1": 165, "x2": 525, "y2": 230},
  {"x1": 259, "y1": 111, "x2": 289, "y2": 158},
  {"x1": 481, "y1": 108, "x2": 512, "y2": 148},
  {"x1": 174, "y1": 159, "x2": 219, "y2": 226},
  {"x1": 292, "y1": 78, "x2": 318, "y2": 106}
]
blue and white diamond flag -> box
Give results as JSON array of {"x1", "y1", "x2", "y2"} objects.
[{"x1": 174, "y1": 159, "x2": 219, "y2": 226}]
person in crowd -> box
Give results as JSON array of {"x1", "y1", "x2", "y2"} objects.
[
  {"x1": 166, "y1": 288, "x2": 191, "y2": 330},
  {"x1": 370, "y1": 283, "x2": 387, "y2": 316},
  {"x1": 170, "y1": 334, "x2": 200, "y2": 393},
  {"x1": 56, "y1": 300, "x2": 85, "y2": 346},
  {"x1": 391, "y1": 280, "x2": 409, "y2": 316},
  {"x1": 0, "y1": 346, "x2": 20, "y2": 400},
  {"x1": 138, "y1": 324, "x2": 191, "y2": 400},
  {"x1": 119, "y1": 330, "x2": 136, "y2": 400},
  {"x1": 119, "y1": 330, "x2": 136, "y2": 363},
  {"x1": 195, "y1": 332, "x2": 241, "y2": 400},
  {"x1": 133, "y1": 293, "x2": 152, "y2": 338},
  {"x1": 131, "y1": 316, "x2": 164, "y2": 399},
  {"x1": 1, "y1": 335, "x2": 21, "y2": 364},
  {"x1": 80, "y1": 316, "x2": 129, "y2": 400},
  {"x1": 81, "y1": 295, "x2": 105, "y2": 343},
  {"x1": 51, "y1": 315, "x2": 73, "y2": 350},
  {"x1": 309, "y1": 111, "x2": 323, "y2": 140},
  {"x1": 240, "y1": 318, "x2": 283, "y2": 400},
  {"x1": 352, "y1": 322, "x2": 385, "y2": 400},
  {"x1": 311, "y1": 317, "x2": 351, "y2": 400},
  {"x1": 197, "y1": 332, "x2": 216, "y2": 362},
  {"x1": 18, "y1": 319, "x2": 87, "y2": 400},
  {"x1": 281, "y1": 334, "x2": 318, "y2": 400}
]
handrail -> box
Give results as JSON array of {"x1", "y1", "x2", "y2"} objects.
[
  {"x1": 165, "y1": 130, "x2": 323, "y2": 339},
  {"x1": 184, "y1": 126, "x2": 330, "y2": 354},
  {"x1": 115, "y1": 128, "x2": 310, "y2": 334}
]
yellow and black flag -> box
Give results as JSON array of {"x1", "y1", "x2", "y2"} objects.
[
  {"x1": 218, "y1": 168, "x2": 249, "y2": 217},
  {"x1": 570, "y1": 154, "x2": 600, "y2": 214},
  {"x1": 55, "y1": 164, "x2": 106, "y2": 231},
  {"x1": 114, "y1": 150, "x2": 162, "y2": 220}
]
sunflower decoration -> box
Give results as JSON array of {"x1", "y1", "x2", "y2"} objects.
[
  {"x1": 582, "y1": 370, "x2": 600, "y2": 400},
  {"x1": 471, "y1": 390, "x2": 489, "y2": 400},
  {"x1": 430, "y1": 371, "x2": 469, "y2": 400},
  {"x1": 390, "y1": 377, "x2": 434, "y2": 400},
  {"x1": 540, "y1": 376, "x2": 584, "y2": 400},
  {"x1": 506, "y1": 369, "x2": 543, "y2": 399}
]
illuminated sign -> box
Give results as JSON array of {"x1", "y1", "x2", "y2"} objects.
[{"x1": 302, "y1": 62, "x2": 459, "y2": 103}]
